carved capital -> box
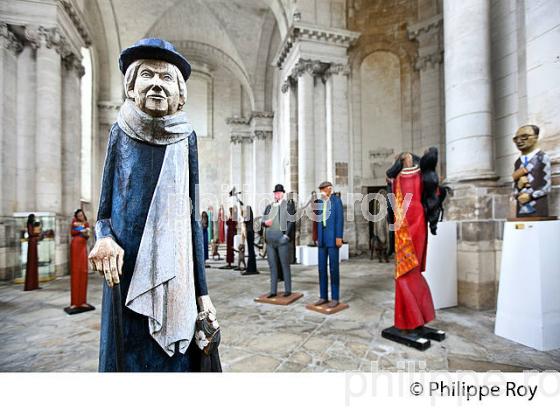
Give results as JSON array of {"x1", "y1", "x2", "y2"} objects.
[
  {"x1": 231, "y1": 134, "x2": 254, "y2": 144},
  {"x1": 253, "y1": 130, "x2": 272, "y2": 141},
  {"x1": 63, "y1": 53, "x2": 85, "y2": 77},
  {"x1": 414, "y1": 50, "x2": 443, "y2": 71},
  {"x1": 407, "y1": 14, "x2": 443, "y2": 41},
  {"x1": 281, "y1": 76, "x2": 297, "y2": 93},
  {"x1": 324, "y1": 63, "x2": 350, "y2": 78},
  {"x1": 0, "y1": 23, "x2": 23, "y2": 54},
  {"x1": 26, "y1": 26, "x2": 72, "y2": 56}
]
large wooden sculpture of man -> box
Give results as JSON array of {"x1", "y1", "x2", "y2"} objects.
[{"x1": 89, "y1": 38, "x2": 220, "y2": 372}]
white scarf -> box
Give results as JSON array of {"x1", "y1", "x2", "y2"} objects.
[{"x1": 119, "y1": 100, "x2": 198, "y2": 356}]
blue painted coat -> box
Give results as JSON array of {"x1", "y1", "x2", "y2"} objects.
[{"x1": 96, "y1": 124, "x2": 208, "y2": 372}]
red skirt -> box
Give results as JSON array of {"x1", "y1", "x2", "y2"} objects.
[
  {"x1": 70, "y1": 236, "x2": 89, "y2": 306},
  {"x1": 394, "y1": 267, "x2": 435, "y2": 329}
]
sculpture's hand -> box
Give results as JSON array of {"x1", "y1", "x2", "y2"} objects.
[
  {"x1": 88, "y1": 237, "x2": 124, "y2": 287},
  {"x1": 264, "y1": 219, "x2": 273, "y2": 227},
  {"x1": 336, "y1": 238, "x2": 343, "y2": 248},
  {"x1": 517, "y1": 176, "x2": 529, "y2": 190},
  {"x1": 512, "y1": 167, "x2": 528, "y2": 181},
  {"x1": 517, "y1": 192, "x2": 532, "y2": 205}
]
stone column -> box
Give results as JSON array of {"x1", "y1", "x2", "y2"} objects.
[
  {"x1": 16, "y1": 44, "x2": 37, "y2": 211},
  {"x1": 443, "y1": 0, "x2": 500, "y2": 310},
  {"x1": 61, "y1": 53, "x2": 84, "y2": 216},
  {"x1": 252, "y1": 130, "x2": 271, "y2": 210},
  {"x1": 230, "y1": 136, "x2": 243, "y2": 191},
  {"x1": 0, "y1": 23, "x2": 22, "y2": 281},
  {"x1": 325, "y1": 64, "x2": 350, "y2": 195},
  {"x1": 444, "y1": 0, "x2": 495, "y2": 181},
  {"x1": 295, "y1": 62, "x2": 315, "y2": 203},
  {"x1": 314, "y1": 75, "x2": 327, "y2": 185},
  {"x1": 31, "y1": 27, "x2": 64, "y2": 212},
  {"x1": 1, "y1": 24, "x2": 21, "y2": 216}
]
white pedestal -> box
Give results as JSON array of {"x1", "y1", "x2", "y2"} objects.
[
  {"x1": 423, "y1": 221, "x2": 458, "y2": 309},
  {"x1": 495, "y1": 220, "x2": 560, "y2": 351},
  {"x1": 296, "y1": 244, "x2": 349, "y2": 265}
]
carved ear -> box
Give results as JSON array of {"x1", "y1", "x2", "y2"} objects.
[
  {"x1": 126, "y1": 88, "x2": 136, "y2": 99},
  {"x1": 178, "y1": 94, "x2": 186, "y2": 110}
]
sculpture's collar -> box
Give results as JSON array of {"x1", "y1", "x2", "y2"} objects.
[{"x1": 117, "y1": 99, "x2": 193, "y2": 145}]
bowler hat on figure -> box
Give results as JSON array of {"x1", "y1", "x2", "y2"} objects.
[
  {"x1": 119, "y1": 38, "x2": 192, "y2": 81},
  {"x1": 273, "y1": 184, "x2": 285, "y2": 193},
  {"x1": 318, "y1": 181, "x2": 333, "y2": 189}
]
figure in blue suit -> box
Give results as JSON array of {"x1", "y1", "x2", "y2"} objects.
[{"x1": 314, "y1": 181, "x2": 344, "y2": 308}]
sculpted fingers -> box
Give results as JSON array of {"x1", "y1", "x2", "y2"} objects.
[
  {"x1": 109, "y1": 255, "x2": 119, "y2": 285},
  {"x1": 116, "y1": 248, "x2": 124, "y2": 276},
  {"x1": 102, "y1": 258, "x2": 113, "y2": 287}
]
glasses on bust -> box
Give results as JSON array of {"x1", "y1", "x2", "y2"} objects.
[{"x1": 513, "y1": 133, "x2": 535, "y2": 142}]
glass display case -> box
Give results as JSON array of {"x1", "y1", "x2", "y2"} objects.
[{"x1": 13, "y1": 212, "x2": 56, "y2": 284}]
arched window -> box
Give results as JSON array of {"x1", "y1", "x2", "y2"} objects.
[{"x1": 80, "y1": 47, "x2": 93, "y2": 202}]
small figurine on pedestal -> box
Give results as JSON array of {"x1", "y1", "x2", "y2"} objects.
[
  {"x1": 219, "y1": 207, "x2": 237, "y2": 269},
  {"x1": 64, "y1": 209, "x2": 95, "y2": 314},
  {"x1": 242, "y1": 205, "x2": 259, "y2": 275},
  {"x1": 201, "y1": 211, "x2": 210, "y2": 268},
  {"x1": 511, "y1": 125, "x2": 553, "y2": 219},
  {"x1": 371, "y1": 189, "x2": 390, "y2": 263},
  {"x1": 210, "y1": 239, "x2": 221, "y2": 260},
  {"x1": 218, "y1": 205, "x2": 226, "y2": 244},
  {"x1": 306, "y1": 181, "x2": 348, "y2": 314},
  {"x1": 381, "y1": 148, "x2": 447, "y2": 350},
  {"x1": 24, "y1": 213, "x2": 41, "y2": 291},
  {"x1": 255, "y1": 184, "x2": 302, "y2": 305}
]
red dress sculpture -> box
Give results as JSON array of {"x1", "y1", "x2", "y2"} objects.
[
  {"x1": 70, "y1": 219, "x2": 90, "y2": 306},
  {"x1": 382, "y1": 148, "x2": 448, "y2": 350},
  {"x1": 65, "y1": 210, "x2": 94, "y2": 314},
  {"x1": 393, "y1": 167, "x2": 435, "y2": 329},
  {"x1": 24, "y1": 215, "x2": 40, "y2": 291},
  {"x1": 218, "y1": 206, "x2": 226, "y2": 244}
]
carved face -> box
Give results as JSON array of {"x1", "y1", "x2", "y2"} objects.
[
  {"x1": 320, "y1": 186, "x2": 332, "y2": 198},
  {"x1": 127, "y1": 60, "x2": 184, "y2": 117},
  {"x1": 273, "y1": 191, "x2": 284, "y2": 201},
  {"x1": 513, "y1": 126, "x2": 539, "y2": 154}
]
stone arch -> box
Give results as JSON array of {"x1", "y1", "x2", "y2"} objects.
[{"x1": 349, "y1": 38, "x2": 420, "y2": 185}]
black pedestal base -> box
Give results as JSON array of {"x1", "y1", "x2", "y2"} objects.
[
  {"x1": 381, "y1": 326, "x2": 431, "y2": 351},
  {"x1": 241, "y1": 270, "x2": 260, "y2": 276},
  {"x1": 420, "y1": 326, "x2": 446, "y2": 341},
  {"x1": 64, "y1": 304, "x2": 95, "y2": 315},
  {"x1": 218, "y1": 264, "x2": 234, "y2": 270}
]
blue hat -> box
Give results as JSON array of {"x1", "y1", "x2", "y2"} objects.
[{"x1": 119, "y1": 38, "x2": 191, "y2": 81}]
